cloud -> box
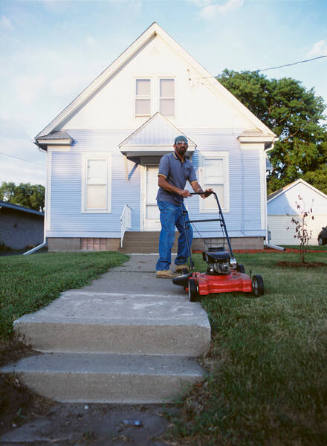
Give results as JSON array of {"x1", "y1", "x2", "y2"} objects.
[
  {"x1": 198, "y1": 0, "x2": 244, "y2": 19},
  {"x1": 307, "y1": 40, "x2": 327, "y2": 57},
  {"x1": 0, "y1": 15, "x2": 13, "y2": 30}
]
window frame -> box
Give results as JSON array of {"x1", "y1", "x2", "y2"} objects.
[
  {"x1": 199, "y1": 151, "x2": 230, "y2": 213},
  {"x1": 135, "y1": 78, "x2": 152, "y2": 117},
  {"x1": 81, "y1": 153, "x2": 112, "y2": 213},
  {"x1": 159, "y1": 77, "x2": 175, "y2": 117}
]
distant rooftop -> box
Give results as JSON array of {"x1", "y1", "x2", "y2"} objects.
[{"x1": 0, "y1": 200, "x2": 44, "y2": 217}]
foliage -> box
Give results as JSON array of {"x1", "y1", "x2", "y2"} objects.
[
  {"x1": 217, "y1": 70, "x2": 327, "y2": 194},
  {"x1": 169, "y1": 252, "x2": 327, "y2": 445},
  {"x1": 287, "y1": 195, "x2": 315, "y2": 263},
  {"x1": 0, "y1": 251, "x2": 128, "y2": 339},
  {"x1": 0, "y1": 182, "x2": 45, "y2": 212}
]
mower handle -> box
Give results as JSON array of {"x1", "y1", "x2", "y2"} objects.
[
  {"x1": 188, "y1": 191, "x2": 235, "y2": 259},
  {"x1": 190, "y1": 191, "x2": 214, "y2": 197}
]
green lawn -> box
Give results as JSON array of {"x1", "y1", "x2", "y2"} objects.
[
  {"x1": 0, "y1": 251, "x2": 128, "y2": 339},
  {"x1": 169, "y1": 251, "x2": 327, "y2": 446}
]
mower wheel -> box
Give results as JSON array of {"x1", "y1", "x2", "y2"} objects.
[
  {"x1": 237, "y1": 264, "x2": 245, "y2": 273},
  {"x1": 252, "y1": 275, "x2": 264, "y2": 297},
  {"x1": 188, "y1": 279, "x2": 199, "y2": 302}
]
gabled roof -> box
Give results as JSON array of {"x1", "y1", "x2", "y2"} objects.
[
  {"x1": 35, "y1": 22, "x2": 276, "y2": 145},
  {"x1": 119, "y1": 112, "x2": 196, "y2": 157},
  {"x1": 35, "y1": 131, "x2": 73, "y2": 149},
  {"x1": 0, "y1": 200, "x2": 44, "y2": 217},
  {"x1": 267, "y1": 179, "x2": 327, "y2": 203}
]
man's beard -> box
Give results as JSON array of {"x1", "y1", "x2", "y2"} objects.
[{"x1": 176, "y1": 146, "x2": 187, "y2": 157}]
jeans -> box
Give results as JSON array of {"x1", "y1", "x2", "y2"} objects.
[{"x1": 156, "y1": 200, "x2": 193, "y2": 271}]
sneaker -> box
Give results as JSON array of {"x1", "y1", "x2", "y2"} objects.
[
  {"x1": 175, "y1": 264, "x2": 190, "y2": 273},
  {"x1": 156, "y1": 270, "x2": 178, "y2": 279}
]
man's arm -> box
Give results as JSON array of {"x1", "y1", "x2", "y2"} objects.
[
  {"x1": 191, "y1": 181, "x2": 213, "y2": 198},
  {"x1": 158, "y1": 175, "x2": 191, "y2": 198}
]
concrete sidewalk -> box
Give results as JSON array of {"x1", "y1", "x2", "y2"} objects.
[{"x1": 2, "y1": 254, "x2": 211, "y2": 403}]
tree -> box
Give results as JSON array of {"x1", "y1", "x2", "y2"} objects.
[
  {"x1": 287, "y1": 195, "x2": 314, "y2": 263},
  {"x1": 217, "y1": 70, "x2": 327, "y2": 193},
  {"x1": 0, "y1": 182, "x2": 45, "y2": 212}
]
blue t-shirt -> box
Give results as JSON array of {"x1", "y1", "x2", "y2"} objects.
[{"x1": 156, "y1": 152, "x2": 197, "y2": 205}]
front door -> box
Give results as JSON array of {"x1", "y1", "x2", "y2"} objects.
[{"x1": 143, "y1": 166, "x2": 161, "y2": 230}]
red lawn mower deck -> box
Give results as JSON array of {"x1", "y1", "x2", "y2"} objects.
[{"x1": 172, "y1": 192, "x2": 264, "y2": 301}]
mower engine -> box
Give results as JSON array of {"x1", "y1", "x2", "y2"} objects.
[{"x1": 203, "y1": 248, "x2": 231, "y2": 275}]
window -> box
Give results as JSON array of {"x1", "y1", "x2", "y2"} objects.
[
  {"x1": 135, "y1": 79, "x2": 151, "y2": 116},
  {"x1": 200, "y1": 153, "x2": 229, "y2": 212},
  {"x1": 82, "y1": 155, "x2": 111, "y2": 212},
  {"x1": 160, "y1": 79, "x2": 175, "y2": 116}
]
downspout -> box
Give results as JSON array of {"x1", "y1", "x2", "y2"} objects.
[
  {"x1": 23, "y1": 240, "x2": 47, "y2": 255},
  {"x1": 264, "y1": 138, "x2": 285, "y2": 251},
  {"x1": 264, "y1": 241, "x2": 285, "y2": 251},
  {"x1": 23, "y1": 207, "x2": 47, "y2": 255},
  {"x1": 23, "y1": 141, "x2": 48, "y2": 256}
]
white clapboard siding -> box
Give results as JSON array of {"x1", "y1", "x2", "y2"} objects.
[
  {"x1": 49, "y1": 130, "x2": 140, "y2": 237},
  {"x1": 268, "y1": 215, "x2": 327, "y2": 246},
  {"x1": 48, "y1": 129, "x2": 266, "y2": 238}
]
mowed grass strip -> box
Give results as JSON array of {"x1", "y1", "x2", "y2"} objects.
[
  {"x1": 0, "y1": 252, "x2": 128, "y2": 339},
  {"x1": 170, "y1": 251, "x2": 327, "y2": 446}
]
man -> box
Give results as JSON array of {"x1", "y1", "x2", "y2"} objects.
[{"x1": 156, "y1": 135, "x2": 212, "y2": 278}]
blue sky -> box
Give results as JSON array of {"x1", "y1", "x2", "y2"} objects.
[{"x1": 0, "y1": 0, "x2": 326, "y2": 186}]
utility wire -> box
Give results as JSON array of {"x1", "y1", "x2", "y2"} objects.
[
  {"x1": 256, "y1": 55, "x2": 327, "y2": 72},
  {"x1": 0, "y1": 152, "x2": 44, "y2": 166},
  {"x1": 195, "y1": 54, "x2": 327, "y2": 79}
]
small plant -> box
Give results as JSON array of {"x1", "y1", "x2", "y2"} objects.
[{"x1": 288, "y1": 195, "x2": 314, "y2": 263}]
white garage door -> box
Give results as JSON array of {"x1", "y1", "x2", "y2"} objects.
[{"x1": 268, "y1": 215, "x2": 327, "y2": 246}]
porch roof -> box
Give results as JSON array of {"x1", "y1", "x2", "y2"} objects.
[{"x1": 119, "y1": 112, "x2": 197, "y2": 157}]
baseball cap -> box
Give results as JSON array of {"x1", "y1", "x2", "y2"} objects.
[{"x1": 174, "y1": 135, "x2": 188, "y2": 145}]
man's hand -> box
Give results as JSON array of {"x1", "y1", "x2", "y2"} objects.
[
  {"x1": 179, "y1": 189, "x2": 191, "y2": 198},
  {"x1": 200, "y1": 188, "x2": 213, "y2": 199}
]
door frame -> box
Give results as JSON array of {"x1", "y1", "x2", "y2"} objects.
[{"x1": 140, "y1": 164, "x2": 161, "y2": 231}]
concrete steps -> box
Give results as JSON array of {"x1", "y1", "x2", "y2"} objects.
[
  {"x1": 119, "y1": 231, "x2": 205, "y2": 253},
  {"x1": 1, "y1": 353, "x2": 204, "y2": 404},
  {"x1": 12, "y1": 291, "x2": 210, "y2": 356},
  {"x1": 120, "y1": 231, "x2": 178, "y2": 253},
  {"x1": 2, "y1": 287, "x2": 211, "y2": 403}
]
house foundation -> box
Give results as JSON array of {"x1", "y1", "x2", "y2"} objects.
[{"x1": 47, "y1": 235, "x2": 264, "y2": 252}]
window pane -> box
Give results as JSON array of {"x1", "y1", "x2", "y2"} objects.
[
  {"x1": 203, "y1": 185, "x2": 224, "y2": 209},
  {"x1": 204, "y1": 158, "x2": 223, "y2": 183},
  {"x1": 136, "y1": 99, "x2": 150, "y2": 116},
  {"x1": 87, "y1": 160, "x2": 107, "y2": 184},
  {"x1": 136, "y1": 79, "x2": 150, "y2": 96},
  {"x1": 160, "y1": 79, "x2": 174, "y2": 97},
  {"x1": 160, "y1": 99, "x2": 174, "y2": 116},
  {"x1": 87, "y1": 185, "x2": 107, "y2": 209}
]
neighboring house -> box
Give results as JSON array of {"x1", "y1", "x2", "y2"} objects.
[
  {"x1": 34, "y1": 22, "x2": 276, "y2": 252},
  {"x1": 0, "y1": 201, "x2": 44, "y2": 250},
  {"x1": 267, "y1": 179, "x2": 327, "y2": 246}
]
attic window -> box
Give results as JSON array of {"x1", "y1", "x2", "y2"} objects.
[
  {"x1": 135, "y1": 79, "x2": 151, "y2": 116},
  {"x1": 160, "y1": 79, "x2": 175, "y2": 116}
]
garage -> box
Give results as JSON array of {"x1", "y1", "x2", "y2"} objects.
[{"x1": 267, "y1": 179, "x2": 327, "y2": 246}]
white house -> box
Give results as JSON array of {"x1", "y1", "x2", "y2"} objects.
[
  {"x1": 35, "y1": 22, "x2": 276, "y2": 252},
  {"x1": 267, "y1": 179, "x2": 327, "y2": 246}
]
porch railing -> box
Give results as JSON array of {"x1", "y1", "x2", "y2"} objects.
[{"x1": 120, "y1": 205, "x2": 132, "y2": 248}]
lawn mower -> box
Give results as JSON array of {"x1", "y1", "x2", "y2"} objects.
[{"x1": 173, "y1": 192, "x2": 264, "y2": 301}]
